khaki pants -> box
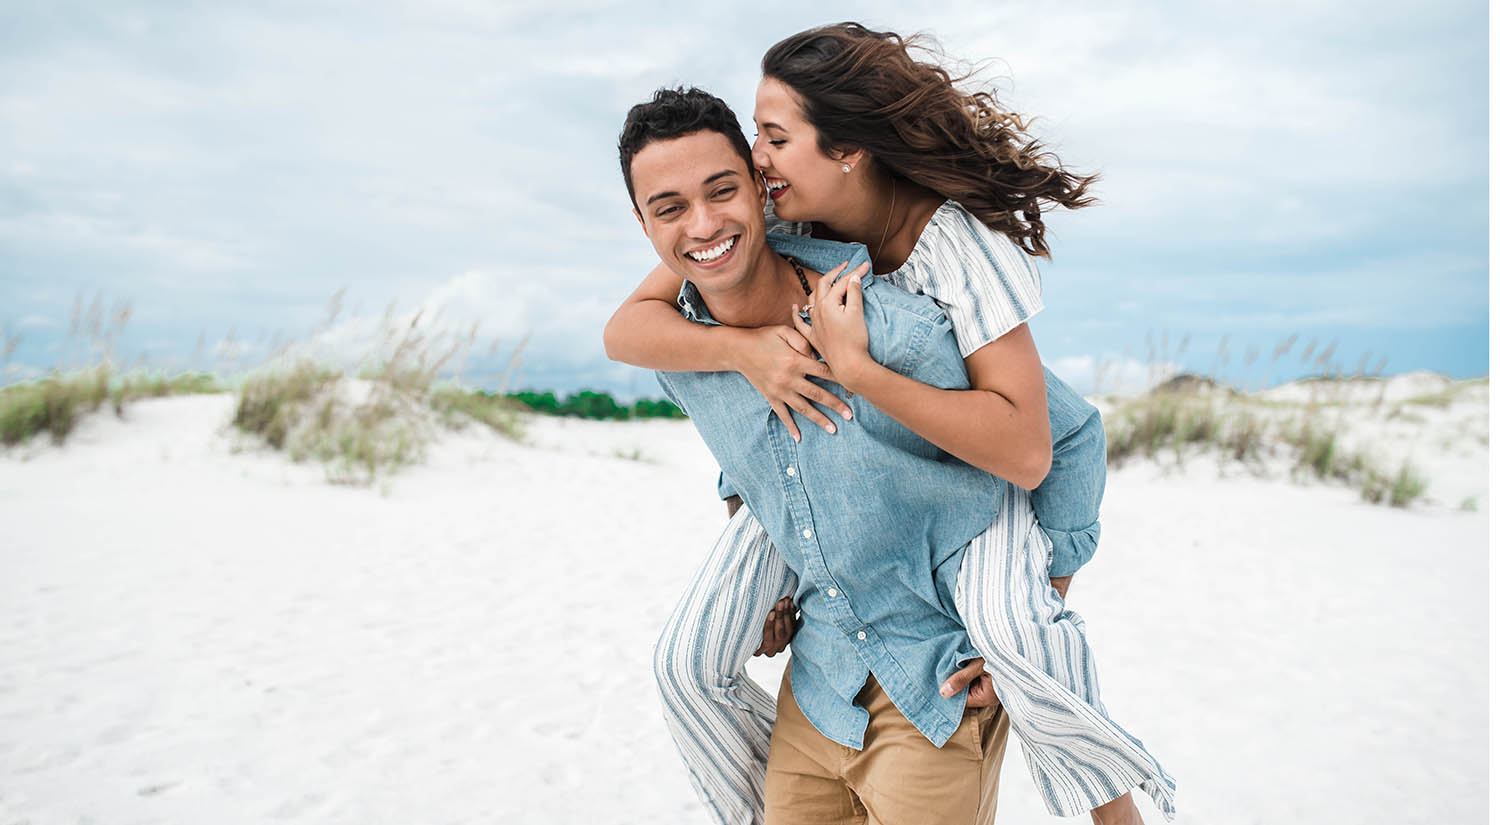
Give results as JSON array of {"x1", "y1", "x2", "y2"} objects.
[{"x1": 765, "y1": 666, "x2": 1010, "y2": 825}]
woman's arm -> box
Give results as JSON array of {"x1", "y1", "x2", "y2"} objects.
[
  {"x1": 798, "y1": 272, "x2": 1052, "y2": 489},
  {"x1": 601, "y1": 261, "x2": 854, "y2": 438},
  {"x1": 601, "y1": 260, "x2": 745, "y2": 371}
]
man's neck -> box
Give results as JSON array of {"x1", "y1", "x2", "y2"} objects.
[{"x1": 697, "y1": 245, "x2": 807, "y2": 330}]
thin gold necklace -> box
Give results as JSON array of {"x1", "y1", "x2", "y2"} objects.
[{"x1": 872, "y1": 178, "x2": 897, "y2": 270}]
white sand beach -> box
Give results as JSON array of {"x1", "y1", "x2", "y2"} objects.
[{"x1": 0, "y1": 375, "x2": 1488, "y2": 824}]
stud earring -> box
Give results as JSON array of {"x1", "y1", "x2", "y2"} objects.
[{"x1": 841, "y1": 163, "x2": 851, "y2": 173}]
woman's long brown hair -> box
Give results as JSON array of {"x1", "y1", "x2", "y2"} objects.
[{"x1": 763, "y1": 22, "x2": 1097, "y2": 258}]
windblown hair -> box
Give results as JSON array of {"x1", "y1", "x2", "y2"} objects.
[
  {"x1": 762, "y1": 23, "x2": 1097, "y2": 258},
  {"x1": 618, "y1": 86, "x2": 755, "y2": 210}
]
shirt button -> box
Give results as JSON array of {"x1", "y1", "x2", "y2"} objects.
[
  {"x1": 802, "y1": 529, "x2": 813, "y2": 539},
  {"x1": 786, "y1": 466, "x2": 797, "y2": 477},
  {"x1": 827, "y1": 588, "x2": 838, "y2": 598},
  {"x1": 856, "y1": 631, "x2": 867, "y2": 641}
]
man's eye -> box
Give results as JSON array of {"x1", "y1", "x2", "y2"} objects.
[
  {"x1": 656, "y1": 206, "x2": 680, "y2": 218},
  {"x1": 713, "y1": 187, "x2": 735, "y2": 198}
]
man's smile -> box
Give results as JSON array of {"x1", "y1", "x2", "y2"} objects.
[{"x1": 684, "y1": 234, "x2": 740, "y2": 267}]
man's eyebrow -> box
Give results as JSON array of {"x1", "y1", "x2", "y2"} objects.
[{"x1": 644, "y1": 169, "x2": 739, "y2": 206}]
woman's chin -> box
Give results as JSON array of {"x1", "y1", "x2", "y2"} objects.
[{"x1": 771, "y1": 201, "x2": 809, "y2": 224}]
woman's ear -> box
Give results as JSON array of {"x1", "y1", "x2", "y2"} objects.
[{"x1": 831, "y1": 146, "x2": 866, "y2": 173}]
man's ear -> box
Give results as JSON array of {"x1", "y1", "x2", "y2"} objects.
[
  {"x1": 754, "y1": 170, "x2": 768, "y2": 201},
  {"x1": 634, "y1": 207, "x2": 647, "y2": 238}
]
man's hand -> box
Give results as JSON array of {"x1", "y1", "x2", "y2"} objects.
[
  {"x1": 752, "y1": 597, "x2": 797, "y2": 657},
  {"x1": 1051, "y1": 574, "x2": 1073, "y2": 600},
  {"x1": 940, "y1": 658, "x2": 1000, "y2": 707}
]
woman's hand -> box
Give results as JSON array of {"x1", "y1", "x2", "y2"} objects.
[
  {"x1": 792, "y1": 265, "x2": 877, "y2": 393},
  {"x1": 733, "y1": 324, "x2": 853, "y2": 442}
]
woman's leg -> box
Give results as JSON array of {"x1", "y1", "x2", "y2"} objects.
[
  {"x1": 953, "y1": 483, "x2": 1177, "y2": 821},
  {"x1": 653, "y1": 505, "x2": 799, "y2": 825}
]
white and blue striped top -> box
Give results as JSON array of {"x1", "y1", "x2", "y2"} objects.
[{"x1": 768, "y1": 199, "x2": 1045, "y2": 357}]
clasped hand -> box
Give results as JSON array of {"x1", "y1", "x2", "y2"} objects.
[
  {"x1": 731, "y1": 260, "x2": 872, "y2": 441},
  {"x1": 791, "y1": 262, "x2": 875, "y2": 395}
]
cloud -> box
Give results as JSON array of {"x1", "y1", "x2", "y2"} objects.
[
  {"x1": 16, "y1": 314, "x2": 57, "y2": 330},
  {"x1": 0, "y1": 0, "x2": 1485, "y2": 395},
  {"x1": 1047, "y1": 353, "x2": 1184, "y2": 397}
]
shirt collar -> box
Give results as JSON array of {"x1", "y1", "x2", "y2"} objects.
[{"x1": 675, "y1": 279, "x2": 722, "y2": 327}]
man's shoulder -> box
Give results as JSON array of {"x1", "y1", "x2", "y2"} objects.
[
  {"x1": 765, "y1": 233, "x2": 948, "y2": 327},
  {"x1": 862, "y1": 277, "x2": 948, "y2": 326}
]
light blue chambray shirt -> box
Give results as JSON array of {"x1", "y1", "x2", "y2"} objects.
[
  {"x1": 656, "y1": 233, "x2": 1107, "y2": 750},
  {"x1": 657, "y1": 233, "x2": 990, "y2": 748}
]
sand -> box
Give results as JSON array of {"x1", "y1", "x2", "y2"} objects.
[{"x1": 0, "y1": 375, "x2": 1488, "y2": 823}]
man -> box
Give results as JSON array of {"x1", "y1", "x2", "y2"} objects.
[{"x1": 621, "y1": 86, "x2": 1013, "y2": 824}]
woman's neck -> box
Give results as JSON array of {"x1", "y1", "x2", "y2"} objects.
[{"x1": 814, "y1": 175, "x2": 946, "y2": 275}]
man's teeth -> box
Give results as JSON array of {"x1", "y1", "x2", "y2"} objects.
[
  {"x1": 688, "y1": 237, "x2": 736, "y2": 263},
  {"x1": 767, "y1": 180, "x2": 788, "y2": 191}
]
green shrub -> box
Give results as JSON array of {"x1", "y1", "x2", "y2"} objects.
[
  {"x1": 504, "y1": 389, "x2": 684, "y2": 421},
  {"x1": 632, "y1": 398, "x2": 689, "y2": 420}
]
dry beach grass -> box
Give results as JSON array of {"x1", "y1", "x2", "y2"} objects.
[{"x1": 0, "y1": 296, "x2": 1486, "y2": 508}]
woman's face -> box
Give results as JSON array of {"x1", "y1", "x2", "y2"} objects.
[{"x1": 752, "y1": 76, "x2": 851, "y2": 224}]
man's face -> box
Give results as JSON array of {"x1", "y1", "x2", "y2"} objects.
[{"x1": 631, "y1": 130, "x2": 767, "y2": 291}]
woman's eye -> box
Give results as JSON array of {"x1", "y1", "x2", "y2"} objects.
[{"x1": 769, "y1": 139, "x2": 786, "y2": 147}]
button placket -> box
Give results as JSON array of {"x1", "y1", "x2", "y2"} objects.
[{"x1": 766, "y1": 408, "x2": 859, "y2": 636}]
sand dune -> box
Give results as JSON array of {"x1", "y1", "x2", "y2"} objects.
[{"x1": 0, "y1": 378, "x2": 1488, "y2": 823}]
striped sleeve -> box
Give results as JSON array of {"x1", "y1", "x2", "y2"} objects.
[{"x1": 898, "y1": 203, "x2": 1045, "y2": 358}]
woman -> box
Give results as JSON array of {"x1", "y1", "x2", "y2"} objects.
[{"x1": 604, "y1": 23, "x2": 1174, "y2": 825}]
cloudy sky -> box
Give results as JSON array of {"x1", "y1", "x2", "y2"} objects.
[{"x1": 0, "y1": 0, "x2": 1488, "y2": 397}]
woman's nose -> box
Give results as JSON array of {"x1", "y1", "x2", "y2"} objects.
[{"x1": 751, "y1": 138, "x2": 770, "y2": 169}]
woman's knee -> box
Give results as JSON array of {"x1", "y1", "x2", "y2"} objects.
[{"x1": 652, "y1": 617, "x2": 719, "y2": 700}]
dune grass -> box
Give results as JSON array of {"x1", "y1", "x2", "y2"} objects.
[
  {"x1": 1, "y1": 366, "x2": 225, "y2": 446},
  {"x1": 430, "y1": 386, "x2": 526, "y2": 439},
  {"x1": 1101, "y1": 368, "x2": 1451, "y2": 509},
  {"x1": 227, "y1": 305, "x2": 530, "y2": 485}
]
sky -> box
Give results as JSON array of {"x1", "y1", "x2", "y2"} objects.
[{"x1": 0, "y1": 0, "x2": 1489, "y2": 398}]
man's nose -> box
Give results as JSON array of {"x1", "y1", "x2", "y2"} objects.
[{"x1": 686, "y1": 203, "x2": 724, "y2": 240}]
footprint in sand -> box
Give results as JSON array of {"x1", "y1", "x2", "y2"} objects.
[{"x1": 136, "y1": 780, "x2": 179, "y2": 796}]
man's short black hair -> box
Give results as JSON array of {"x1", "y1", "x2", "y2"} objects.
[{"x1": 619, "y1": 86, "x2": 756, "y2": 210}]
